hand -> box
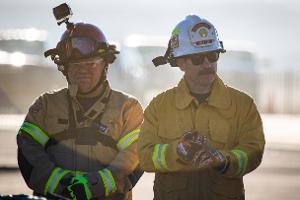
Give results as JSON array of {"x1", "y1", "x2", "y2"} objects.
[
  {"x1": 176, "y1": 131, "x2": 208, "y2": 162},
  {"x1": 127, "y1": 168, "x2": 144, "y2": 188},
  {"x1": 60, "y1": 175, "x2": 73, "y2": 199},
  {"x1": 68, "y1": 175, "x2": 92, "y2": 200},
  {"x1": 177, "y1": 131, "x2": 226, "y2": 170},
  {"x1": 115, "y1": 177, "x2": 132, "y2": 193},
  {"x1": 191, "y1": 143, "x2": 226, "y2": 170},
  {"x1": 106, "y1": 166, "x2": 133, "y2": 193}
]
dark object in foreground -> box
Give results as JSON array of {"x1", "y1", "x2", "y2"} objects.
[{"x1": 0, "y1": 194, "x2": 47, "y2": 200}]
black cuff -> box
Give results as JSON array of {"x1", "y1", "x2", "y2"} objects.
[
  {"x1": 214, "y1": 156, "x2": 230, "y2": 174},
  {"x1": 86, "y1": 171, "x2": 105, "y2": 198}
]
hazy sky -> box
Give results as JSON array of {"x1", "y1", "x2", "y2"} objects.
[{"x1": 0, "y1": 0, "x2": 299, "y2": 69}]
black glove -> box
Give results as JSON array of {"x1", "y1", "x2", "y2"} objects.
[
  {"x1": 67, "y1": 175, "x2": 92, "y2": 200},
  {"x1": 128, "y1": 167, "x2": 144, "y2": 189}
]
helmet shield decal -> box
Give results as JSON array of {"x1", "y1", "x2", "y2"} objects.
[{"x1": 189, "y1": 22, "x2": 215, "y2": 48}]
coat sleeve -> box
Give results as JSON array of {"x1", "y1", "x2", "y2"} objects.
[
  {"x1": 137, "y1": 96, "x2": 194, "y2": 173},
  {"x1": 86, "y1": 99, "x2": 144, "y2": 198},
  {"x1": 17, "y1": 95, "x2": 72, "y2": 196},
  {"x1": 109, "y1": 98, "x2": 144, "y2": 178},
  {"x1": 220, "y1": 99, "x2": 265, "y2": 178}
]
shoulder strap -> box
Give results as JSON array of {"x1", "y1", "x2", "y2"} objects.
[
  {"x1": 46, "y1": 87, "x2": 117, "y2": 150},
  {"x1": 82, "y1": 85, "x2": 111, "y2": 121}
]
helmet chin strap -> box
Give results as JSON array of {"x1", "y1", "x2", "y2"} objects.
[{"x1": 68, "y1": 83, "x2": 78, "y2": 98}]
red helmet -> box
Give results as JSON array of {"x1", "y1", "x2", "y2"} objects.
[
  {"x1": 60, "y1": 22, "x2": 107, "y2": 44},
  {"x1": 45, "y1": 22, "x2": 118, "y2": 69}
]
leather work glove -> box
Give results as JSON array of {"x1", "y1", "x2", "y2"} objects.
[
  {"x1": 191, "y1": 143, "x2": 227, "y2": 171},
  {"x1": 67, "y1": 175, "x2": 92, "y2": 200},
  {"x1": 176, "y1": 131, "x2": 208, "y2": 162},
  {"x1": 177, "y1": 131, "x2": 227, "y2": 171}
]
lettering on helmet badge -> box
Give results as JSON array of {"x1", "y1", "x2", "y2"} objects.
[{"x1": 190, "y1": 22, "x2": 214, "y2": 48}]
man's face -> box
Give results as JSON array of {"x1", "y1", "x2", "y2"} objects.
[
  {"x1": 67, "y1": 58, "x2": 106, "y2": 93},
  {"x1": 177, "y1": 51, "x2": 219, "y2": 88}
]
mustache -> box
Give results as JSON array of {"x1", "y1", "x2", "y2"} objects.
[{"x1": 198, "y1": 68, "x2": 216, "y2": 75}]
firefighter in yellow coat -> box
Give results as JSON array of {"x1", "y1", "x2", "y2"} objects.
[
  {"x1": 137, "y1": 15, "x2": 265, "y2": 200},
  {"x1": 17, "y1": 22, "x2": 143, "y2": 200}
]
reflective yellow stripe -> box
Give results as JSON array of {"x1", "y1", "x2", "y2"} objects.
[
  {"x1": 103, "y1": 168, "x2": 116, "y2": 193},
  {"x1": 231, "y1": 149, "x2": 248, "y2": 176},
  {"x1": 98, "y1": 170, "x2": 109, "y2": 196},
  {"x1": 152, "y1": 144, "x2": 160, "y2": 170},
  {"x1": 152, "y1": 144, "x2": 169, "y2": 171},
  {"x1": 20, "y1": 122, "x2": 49, "y2": 146},
  {"x1": 117, "y1": 129, "x2": 140, "y2": 151},
  {"x1": 44, "y1": 167, "x2": 71, "y2": 195},
  {"x1": 98, "y1": 168, "x2": 116, "y2": 196},
  {"x1": 160, "y1": 144, "x2": 169, "y2": 170}
]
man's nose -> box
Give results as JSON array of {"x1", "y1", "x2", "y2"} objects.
[
  {"x1": 78, "y1": 64, "x2": 91, "y2": 71},
  {"x1": 201, "y1": 57, "x2": 212, "y2": 68}
]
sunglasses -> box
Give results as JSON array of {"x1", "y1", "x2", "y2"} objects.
[{"x1": 185, "y1": 52, "x2": 220, "y2": 65}]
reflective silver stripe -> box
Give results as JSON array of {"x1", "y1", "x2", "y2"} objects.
[
  {"x1": 152, "y1": 144, "x2": 169, "y2": 171},
  {"x1": 117, "y1": 129, "x2": 140, "y2": 150},
  {"x1": 44, "y1": 168, "x2": 70, "y2": 194},
  {"x1": 20, "y1": 122, "x2": 49, "y2": 146},
  {"x1": 102, "y1": 169, "x2": 113, "y2": 193},
  {"x1": 98, "y1": 168, "x2": 116, "y2": 196},
  {"x1": 231, "y1": 149, "x2": 248, "y2": 176},
  {"x1": 48, "y1": 168, "x2": 64, "y2": 192}
]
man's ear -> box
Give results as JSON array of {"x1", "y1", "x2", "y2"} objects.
[
  {"x1": 104, "y1": 63, "x2": 109, "y2": 74},
  {"x1": 176, "y1": 57, "x2": 186, "y2": 72}
]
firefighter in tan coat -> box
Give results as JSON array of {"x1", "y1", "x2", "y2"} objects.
[
  {"x1": 137, "y1": 15, "x2": 265, "y2": 200},
  {"x1": 17, "y1": 22, "x2": 143, "y2": 200}
]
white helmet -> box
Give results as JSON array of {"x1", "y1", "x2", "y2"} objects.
[{"x1": 170, "y1": 15, "x2": 225, "y2": 58}]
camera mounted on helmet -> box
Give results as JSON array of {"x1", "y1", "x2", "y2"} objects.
[
  {"x1": 52, "y1": 3, "x2": 74, "y2": 30},
  {"x1": 44, "y1": 3, "x2": 119, "y2": 74}
]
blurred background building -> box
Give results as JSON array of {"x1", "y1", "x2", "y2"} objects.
[{"x1": 0, "y1": 0, "x2": 300, "y2": 199}]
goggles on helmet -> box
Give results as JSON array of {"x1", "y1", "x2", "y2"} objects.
[
  {"x1": 184, "y1": 51, "x2": 220, "y2": 65},
  {"x1": 70, "y1": 37, "x2": 97, "y2": 56},
  {"x1": 62, "y1": 36, "x2": 108, "y2": 60},
  {"x1": 45, "y1": 36, "x2": 118, "y2": 67}
]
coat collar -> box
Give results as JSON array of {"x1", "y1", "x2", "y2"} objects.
[
  {"x1": 70, "y1": 81, "x2": 112, "y2": 123},
  {"x1": 175, "y1": 76, "x2": 232, "y2": 110}
]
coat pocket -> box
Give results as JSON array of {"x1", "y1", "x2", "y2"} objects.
[
  {"x1": 157, "y1": 116, "x2": 190, "y2": 141},
  {"x1": 46, "y1": 115, "x2": 69, "y2": 137},
  {"x1": 154, "y1": 172, "x2": 188, "y2": 193},
  {"x1": 208, "y1": 118, "x2": 231, "y2": 149},
  {"x1": 209, "y1": 170, "x2": 245, "y2": 200}
]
